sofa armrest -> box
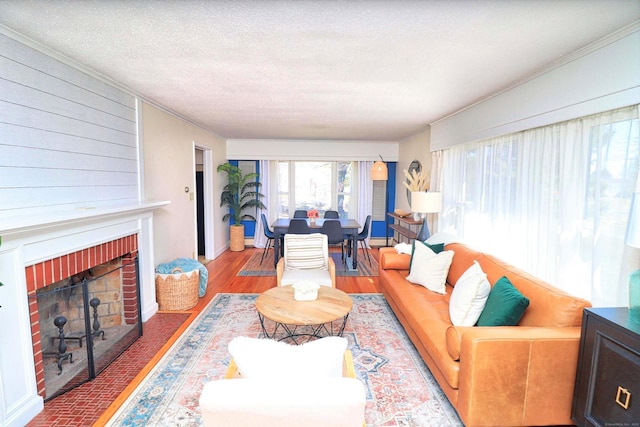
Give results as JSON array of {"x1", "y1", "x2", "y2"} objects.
[
  {"x1": 378, "y1": 247, "x2": 411, "y2": 270},
  {"x1": 454, "y1": 326, "x2": 582, "y2": 426}
]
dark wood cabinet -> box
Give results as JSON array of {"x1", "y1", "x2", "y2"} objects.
[{"x1": 572, "y1": 307, "x2": 640, "y2": 427}]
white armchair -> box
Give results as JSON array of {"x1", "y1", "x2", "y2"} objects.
[
  {"x1": 276, "y1": 233, "x2": 336, "y2": 287},
  {"x1": 199, "y1": 337, "x2": 366, "y2": 427}
]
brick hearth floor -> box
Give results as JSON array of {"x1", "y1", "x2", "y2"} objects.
[{"x1": 26, "y1": 311, "x2": 191, "y2": 427}]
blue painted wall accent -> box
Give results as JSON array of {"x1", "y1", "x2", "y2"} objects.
[{"x1": 370, "y1": 162, "x2": 396, "y2": 240}]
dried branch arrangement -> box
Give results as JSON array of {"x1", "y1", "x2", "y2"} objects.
[{"x1": 403, "y1": 169, "x2": 428, "y2": 192}]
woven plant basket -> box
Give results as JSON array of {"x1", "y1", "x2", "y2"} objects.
[
  {"x1": 229, "y1": 224, "x2": 245, "y2": 251},
  {"x1": 155, "y1": 267, "x2": 199, "y2": 311}
]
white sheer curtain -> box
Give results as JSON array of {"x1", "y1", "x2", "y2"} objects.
[
  {"x1": 357, "y1": 161, "x2": 374, "y2": 246},
  {"x1": 439, "y1": 105, "x2": 639, "y2": 307},
  {"x1": 253, "y1": 160, "x2": 271, "y2": 248},
  {"x1": 271, "y1": 161, "x2": 285, "y2": 219}
]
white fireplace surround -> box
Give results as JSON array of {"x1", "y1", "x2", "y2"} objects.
[{"x1": 0, "y1": 201, "x2": 168, "y2": 427}]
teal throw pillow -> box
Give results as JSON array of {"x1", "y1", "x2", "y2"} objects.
[
  {"x1": 476, "y1": 276, "x2": 530, "y2": 326},
  {"x1": 409, "y1": 241, "x2": 445, "y2": 268}
]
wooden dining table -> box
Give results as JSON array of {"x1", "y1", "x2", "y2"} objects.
[{"x1": 271, "y1": 218, "x2": 361, "y2": 269}]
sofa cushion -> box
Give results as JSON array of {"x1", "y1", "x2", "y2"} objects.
[
  {"x1": 406, "y1": 242, "x2": 454, "y2": 294},
  {"x1": 444, "y1": 243, "x2": 484, "y2": 286},
  {"x1": 476, "y1": 253, "x2": 591, "y2": 327},
  {"x1": 228, "y1": 336, "x2": 347, "y2": 379},
  {"x1": 449, "y1": 261, "x2": 491, "y2": 326},
  {"x1": 477, "y1": 276, "x2": 530, "y2": 326}
]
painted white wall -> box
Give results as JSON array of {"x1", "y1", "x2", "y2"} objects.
[
  {"x1": 141, "y1": 103, "x2": 228, "y2": 264},
  {"x1": 431, "y1": 24, "x2": 640, "y2": 149},
  {"x1": 227, "y1": 139, "x2": 399, "y2": 162},
  {"x1": 396, "y1": 128, "x2": 431, "y2": 213}
]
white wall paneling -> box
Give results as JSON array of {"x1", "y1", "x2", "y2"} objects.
[
  {"x1": 0, "y1": 33, "x2": 139, "y2": 219},
  {"x1": 431, "y1": 24, "x2": 640, "y2": 150}
]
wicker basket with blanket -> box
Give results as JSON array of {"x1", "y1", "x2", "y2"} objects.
[{"x1": 155, "y1": 267, "x2": 200, "y2": 311}]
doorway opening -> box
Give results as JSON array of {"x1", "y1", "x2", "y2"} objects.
[{"x1": 194, "y1": 145, "x2": 214, "y2": 261}]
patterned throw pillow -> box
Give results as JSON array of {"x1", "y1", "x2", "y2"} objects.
[{"x1": 284, "y1": 233, "x2": 328, "y2": 271}]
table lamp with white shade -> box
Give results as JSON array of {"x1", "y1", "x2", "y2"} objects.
[
  {"x1": 626, "y1": 191, "x2": 640, "y2": 322},
  {"x1": 411, "y1": 191, "x2": 442, "y2": 242}
]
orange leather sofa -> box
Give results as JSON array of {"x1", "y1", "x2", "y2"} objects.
[{"x1": 378, "y1": 243, "x2": 592, "y2": 427}]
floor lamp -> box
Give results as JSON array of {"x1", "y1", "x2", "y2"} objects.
[
  {"x1": 411, "y1": 191, "x2": 442, "y2": 241},
  {"x1": 371, "y1": 156, "x2": 389, "y2": 246}
]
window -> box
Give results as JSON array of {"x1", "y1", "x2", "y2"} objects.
[
  {"x1": 439, "y1": 105, "x2": 639, "y2": 307},
  {"x1": 277, "y1": 161, "x2": 354, "y2": 218}
]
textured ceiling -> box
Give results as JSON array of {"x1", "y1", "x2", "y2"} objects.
[{"x1": 1, "y1": 0, "x2": 639, "y2": 141}]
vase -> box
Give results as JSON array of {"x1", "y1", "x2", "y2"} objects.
[
  {"x1": 629, "y1": 269, "x2": 640, "y2": 322},
  {"x1": 310, "y1": 218, "x2": 316, "y2": 226}
]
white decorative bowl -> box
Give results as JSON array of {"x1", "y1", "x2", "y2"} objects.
[{"x1": 292, "y1": 281, "x2": 321, "y2": 301}]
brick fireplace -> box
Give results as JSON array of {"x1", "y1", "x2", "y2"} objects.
[
  {"x1": 0, "y1": 202, "x2": 167, "y2": 427},
  {"x1": 26, "y1": 235, "x2": 139, "y2": 397}
]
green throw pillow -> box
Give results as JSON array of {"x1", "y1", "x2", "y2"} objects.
[
  {"x1": 409, "y1": 241, "x2": 445, "y2": 268},
  {"x1": 476, "y1": 276, "x2": 530, "y2": 326}
]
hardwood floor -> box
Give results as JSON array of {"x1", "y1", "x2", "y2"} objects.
[
  {"x1": 28, "y1": 246, "x2": 383, "y2": 426},
  {"x1": 201, "y1": 246, "x2": 383, "y2": 297}
]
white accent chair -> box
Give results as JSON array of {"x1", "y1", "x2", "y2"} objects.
[
  {"x1": 276, "y1": 233, "x2": 336, "y2": 287},
  {"x1": 199, "y1": 337, "x2": 366, "y2": 427}
]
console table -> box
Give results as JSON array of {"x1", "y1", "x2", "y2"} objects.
[
  {"x1": 571, "y1": 307, "x2": 640, "y2": 426},
  {"x1": 387, "y1": 212, "x2": 422, "y2": 245}
]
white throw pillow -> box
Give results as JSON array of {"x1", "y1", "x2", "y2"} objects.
[
  {"x1": 405, "y1": 242, "x2": 454, "y2": 294},
  {"x1": 449, "y1": 261, "x2": 491, "y2": 326},
  {"x1": 228, "y1": 336, "x2": 347, "y2": 379},
  {"x1": 394, "y1": 242, "x2": 412, "y2": 254}
]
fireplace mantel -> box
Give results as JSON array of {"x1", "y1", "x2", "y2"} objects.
[{"x1": 1, "y1": 201, "x2": 170, "y2": 238}]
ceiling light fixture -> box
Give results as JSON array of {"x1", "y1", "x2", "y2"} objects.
[{"x1": 371, "y1": 155, "x2": 388, "y2": 181}]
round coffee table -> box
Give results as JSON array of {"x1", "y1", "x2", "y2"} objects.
[{"x1": 256, "y1": 286, "x2": 353, "y2": 344}]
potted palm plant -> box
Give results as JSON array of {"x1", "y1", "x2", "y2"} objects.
[{"x1": 217, "y1": 162, "x2": 266, "y2": 251}]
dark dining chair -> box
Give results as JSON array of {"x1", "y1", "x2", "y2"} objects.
[
  {"x1": 260, "y1": 214, "x2": 283, "y2": 264},
  {"x1": 287, "y1": 218, "x2": 311, "y2": 234},
  {"x1": 324, "y1": 210, "x2": 339, "y2": 219},
  {"x1": 293, "y1": 210, "x2": 308, "y2": 218},
  {"x1": 350, "y1": 215, "x2": 372, "y2": 266},
  {"x1": 320, "y1": 219, "x2": 346, "y2": 265}
]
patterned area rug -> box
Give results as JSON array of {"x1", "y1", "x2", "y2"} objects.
[
  {"x1": 107, "y1": 293, "x2": 461, "y2": 427},
  {"x1": 238, "y1": 248, "x2": 379, "y2": 277}
]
